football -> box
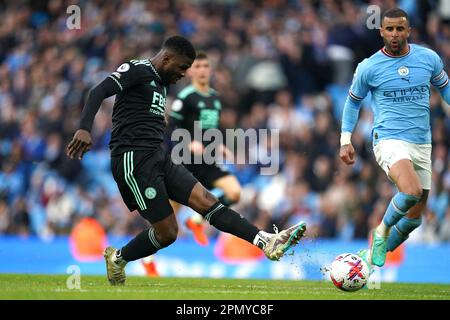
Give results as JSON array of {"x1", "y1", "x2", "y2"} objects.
[{"x1": 330, "y1": 253, "x2": 370, "y2": 292}]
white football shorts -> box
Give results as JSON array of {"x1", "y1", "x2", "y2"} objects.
[{"x1": 373, "y1": 139, "x2": 432, "y2": 190}]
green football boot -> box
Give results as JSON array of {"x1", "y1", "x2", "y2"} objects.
[
  {"x1": 369, "y1": 229, "x2": 388, "y2": 267},
  {"x1": 357, "y1": 249, "x2": 374, "y2": 275}
]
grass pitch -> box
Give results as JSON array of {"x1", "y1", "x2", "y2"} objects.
[{"x1": 0, "y1": 274, "x2": 449, "y2": 300}]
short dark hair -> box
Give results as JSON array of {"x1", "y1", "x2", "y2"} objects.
[
  {"x1": 195, "y1": 51, "x2": 208, "y2": 60},
  {"x1": 381, "y1": 8, "x2": 409, "y2": 25},
  {"x1": 163, "y1": 36, "x2": 196, "y2": 60}
]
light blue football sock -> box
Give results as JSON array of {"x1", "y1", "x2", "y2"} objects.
[
  {"x1": 382, "y1": 192, "x2": 421, "y2": 227},
  {"x1": 387, "y1": 217, "x2": 422, "y2": 252}
]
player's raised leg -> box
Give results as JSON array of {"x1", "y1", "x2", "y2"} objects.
[
  {"x1": 164, "y1": 148, "x2": 306, "y2": 260},
  {"x1": 185, "y1": 175, "x2": 242, "y2": 246},
  {"x1": 187, "y1": 183, "x2": 306, "y2": 261},
  {"x1": 370, "y1": 159, "x2": 422, "y2": 267}
]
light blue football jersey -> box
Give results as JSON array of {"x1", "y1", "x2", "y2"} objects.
[{"x1": 348, "y1": 44, "x2": 448, "y2": 144}]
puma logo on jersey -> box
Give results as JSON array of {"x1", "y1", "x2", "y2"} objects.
[{"x1": 401, "y1": 77, "x2": 411, "y2": 83}]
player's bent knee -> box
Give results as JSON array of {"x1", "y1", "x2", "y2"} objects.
[
  {"x1": 197, "y1": 191, "x2": 218, "y2": 210},
  {"x1": 399, "y1": 182, "x2": 423, "y2": 200},
  {"x1": 158, "y1": 232, "x2": 178, "y2": 247},
  {"x1": 404, "y1": 187, "x2": 423, "y2": 200},
  {"x1": 406, "y1": 202, "x2": 426, "y2": 219},
  {"x1": 406, "y1": 210, "x2": 422, "y2": 219},
  {"x1": 188, "y1": 183, "x2": 218, "y2": 213},
  {"x1": 154, "y1": 225, "x2": 178, "y2": 247}
]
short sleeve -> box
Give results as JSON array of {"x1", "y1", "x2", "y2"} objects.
[
  {"x1": 349, "y1": 59, "x2": 371, "y2": 102},
  {"x1": 429, "y1": 50, "x2": 449, "y2": 89},
  {"x1": 108, "y1": 61, "x2": 148, "y2": 91}
]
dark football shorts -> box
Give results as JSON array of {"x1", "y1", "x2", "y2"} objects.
[
  {"x1": 184, "y1": 161, "x2": 231, "y2": 190},
  {"x1": 111, "y1": 148, "x2": 198, "y2": 223}
]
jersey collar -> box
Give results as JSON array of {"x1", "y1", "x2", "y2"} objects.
[
  {"x1": 149, "y1": 60, "x2": 162, "y2": 81},
  {"x1": 381, "y1": 44, "x2": 411, "y2": 58}
]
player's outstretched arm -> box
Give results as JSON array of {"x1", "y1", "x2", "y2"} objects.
[{"x1": 66, "y1": 77, "x2": 120, "y2": 160}]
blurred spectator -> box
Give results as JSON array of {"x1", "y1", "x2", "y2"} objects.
[{"x1": 0, "y1": 199, "x2": 11, "y2": 233}]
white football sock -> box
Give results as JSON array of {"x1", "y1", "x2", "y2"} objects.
[
  {"x1": 253, "y1": 231, "x2": 273, "y2": 249},
  {"x1": 376, "y1": 221, "x2": 390, "y2": 238}
]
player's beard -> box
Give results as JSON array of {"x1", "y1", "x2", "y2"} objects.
[
  {"x1": 163, "y1": 72, "x2": 182, "y2": 85},
  {"x1": 385, "y1": 38, "x2": 405, "y2": 55},
  {"x1": 160, "y1": 73, "x2": 171, "y2": 86}
]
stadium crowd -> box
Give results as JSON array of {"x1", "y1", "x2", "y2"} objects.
[{"x1": 0, "y1": 0, "x2": 449, "y2": 244}]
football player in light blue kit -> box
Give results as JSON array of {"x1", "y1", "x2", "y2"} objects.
[{"x1": 339, "y1": 8, "x2": 450, "y2": 267}]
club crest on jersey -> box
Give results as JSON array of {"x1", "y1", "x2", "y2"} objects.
[
  {"x1": 198, "y1": 101, "x2": 206, "y2": 109},
  {"x1": 145, "y1": 187, "x2": 157, "y2": 199},
  {"x1": 398, "y1": 66, "x2": 409, "y2": 76}
]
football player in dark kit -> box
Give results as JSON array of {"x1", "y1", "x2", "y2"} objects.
[{"x1": 67, "y1": 36, "x2": 306, "y2": 286}]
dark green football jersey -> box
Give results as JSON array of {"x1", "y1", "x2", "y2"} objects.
[{"x1": 169, "y1": 84, "x2": 222, "y2": 137}]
